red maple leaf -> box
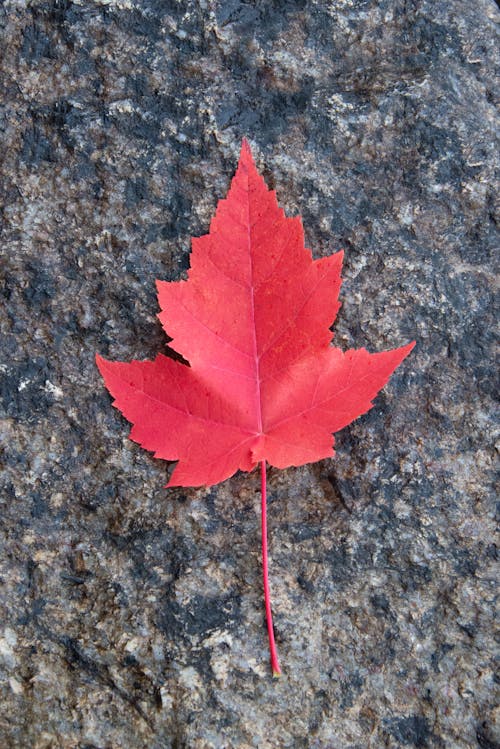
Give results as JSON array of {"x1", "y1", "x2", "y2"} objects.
[{"x1": 97, "y1": 140, "x2": 414, "y2": 675}]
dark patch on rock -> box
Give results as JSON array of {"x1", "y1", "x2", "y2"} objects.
[
  {"x1": 158, "y1": 592, "x2": 241, "y2": 645},
  {"x1": 385, "y1": 714, "x2": 433, "y2": 748},
  {"x1": 477, "y1": 723, "x2": 500, "y2": 749},
  {"x1": 1, "y1": 357, "x2": 55, "y2": 422}
]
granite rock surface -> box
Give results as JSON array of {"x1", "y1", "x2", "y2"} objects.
[{"x1": 0, "y1": 1, "x2": 498, "y2": 747}]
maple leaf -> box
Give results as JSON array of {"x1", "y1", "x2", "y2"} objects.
[{"x1": 96, "y1": 140, "x2": 414, "y2": 675}]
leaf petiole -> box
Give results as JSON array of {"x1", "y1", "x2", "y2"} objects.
[{"x1": 260, "y1": 460, "x2": 281, "y2": 677}]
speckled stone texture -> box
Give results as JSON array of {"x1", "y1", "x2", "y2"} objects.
[{"x1": 1, "y1": 1, "x2": 498, "y2": 747}]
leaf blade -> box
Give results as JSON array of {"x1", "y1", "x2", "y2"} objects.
[
  {"x1": 97, "y1": 142, "x2": 414, "y2": 487},
  {"x1": 96, "y1": 353, "x2": 258, "y2": 486}
]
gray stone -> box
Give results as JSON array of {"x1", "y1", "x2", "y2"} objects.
[{"x1": 0, "y1": 1, "x2": 498, "y2": 747}]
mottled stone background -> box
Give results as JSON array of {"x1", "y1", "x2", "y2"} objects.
[{"x1": 1, "y1": 1, "x2": 498, "y2": 747}]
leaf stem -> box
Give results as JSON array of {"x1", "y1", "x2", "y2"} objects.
[{"x1": 260, "y1": 460, "x2": 281, "y2": 677}]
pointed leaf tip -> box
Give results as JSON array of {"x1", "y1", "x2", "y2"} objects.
[
  {"x1": 95, "y1": 352, "x2": 106, "y2": 371},
  {"x1": 240, "y1": 137, "x2": 254, "y2": 164},
  {"x1": 400, "y1": 340, "x2": 417, "y2": 359}
]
